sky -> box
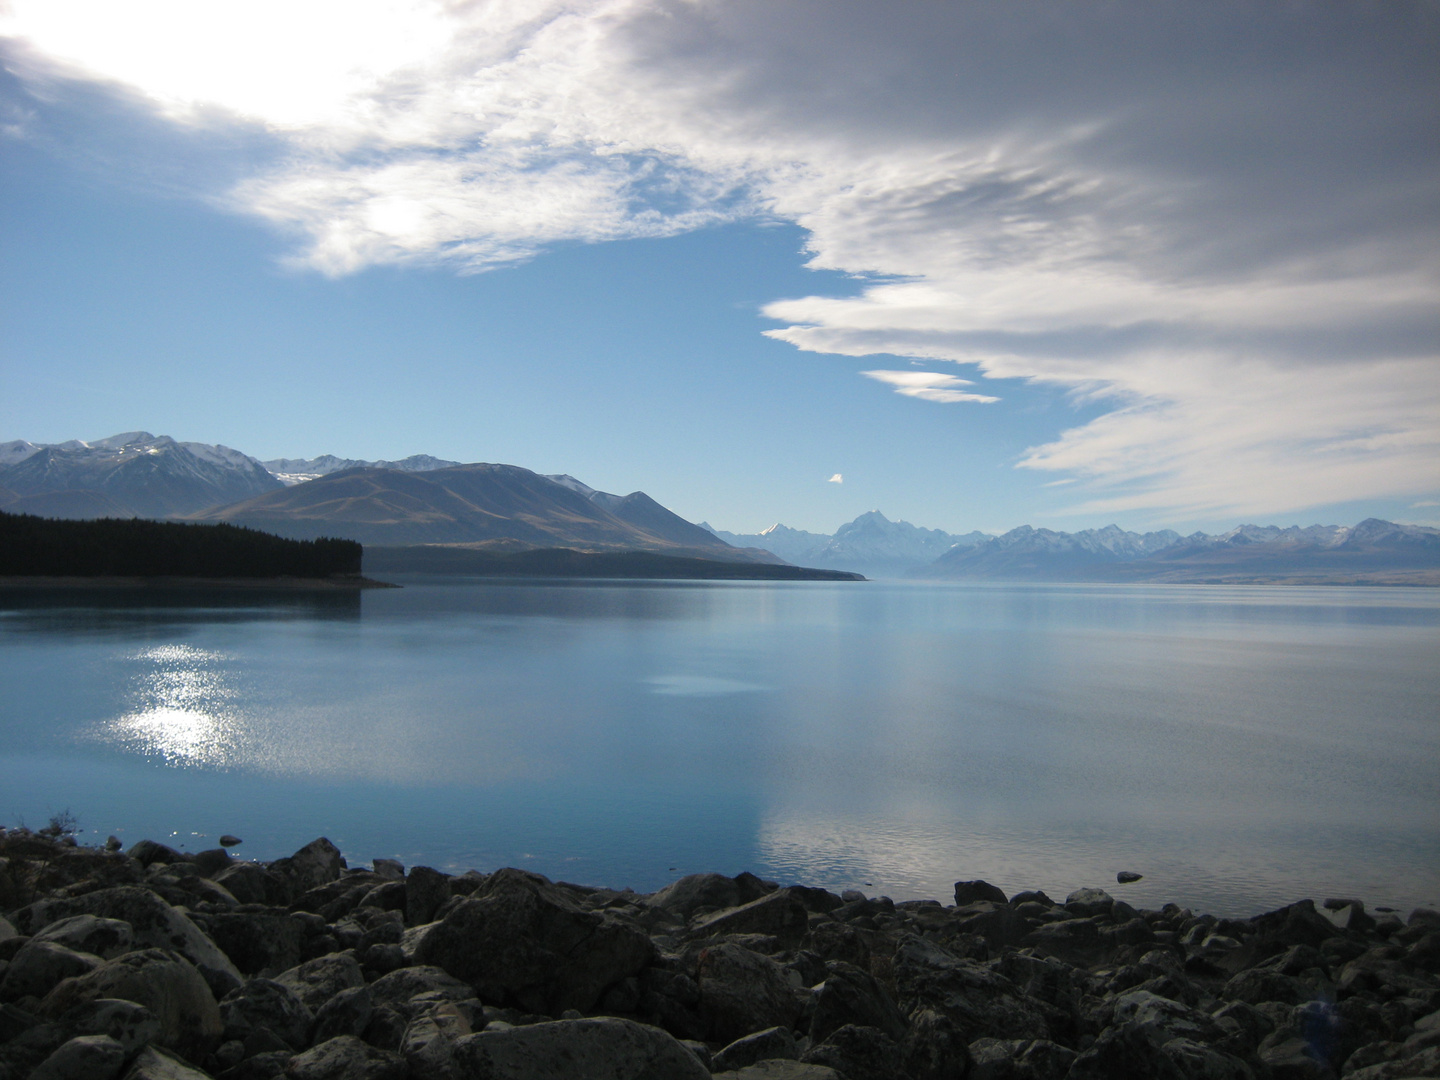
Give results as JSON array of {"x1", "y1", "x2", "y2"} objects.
[{"x1": 1, "y1": 1, "x2": 1437, "y2": 536}]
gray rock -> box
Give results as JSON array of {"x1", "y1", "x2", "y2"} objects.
[
  {"x1": 219, "y1": 978, "x2": 313, "y2": 1051},
  {"x1": 120, "y1": 1045, "x2": 213, "y2": 1079},
  {"x1": 414, "y1": 868, "x2": 652, "y2": 1015},
  {"x1": 406, "y1": 866, "x2": 452, "y2": 927},
  {"x1": 56, "y1": 997, "x2": 162, "y2": 1056},
  {"x1": 366, "y1": 964, "x2": 472, "y2": 1007},
  {"x1": 646, "y1": 873, "x2": 776, "y2": 922},
  {"x1": 802, "y1": 1023, "x2": 907, "y2": 1080},
  {"x1": 372, "y1": 859, "x2": 404, "y2": 880},
  {"x1": 29, "y1": 1033, "x2": 127, "y2": 1080},
  {"x1": 217, "y1": 1048, "x2": 292, "y2": 1079},
  {"x1": 1161, "y1": 1037, "x2": 1254, "y2": 1080},
  {"x1": 39, "y1": 947, "x2": 223, "y2": 1063},
  {"x1": 1064, "y1": 888, "x2": 1116, "y2": 918},
  {"x1": 696, "y1": 942, "x2": 805, "y2": 1044},
  {"x1": 202, "y1": 911, "x2": 305, "y2": 977},
  {"x1": 127, "y1": 841, "x2": 185, "y2": 868},
  {"x1": 901, "y1": 1008, "x2": 971, "y2": 1080},
  {"x1": 712, "y1": 1025, "x2": 800, "y2": 1072},
  {"x1": 690, "y1": 889, "x2": 810, "y2": 946},
  {"x1": 893, "y1": 935, "x2": 1051, "y2": 1042},
  {"x1": 454, "y1": 1016, "x2": 711, "y2": 1080},
  {"x1": 1223, "y1": 967, "x2": 1307, "y2": 1005},
  {"x1": 310, "y1": 984, "x2": 372, "y2": 1044},
  {"x1": 273, "y1": 952, "x2": 364, "y2": 1012},
  {"x1": 219, "y1": 835, "x2": 242, "y2": 848},
  {"x1": 1067, "y1": 1021, "x2": 1186, "y2": 1079},
  {"x1": 284, "y1": 1034, "x2": 406, "y2": 1080},
  {"x1": 400, "y1": 1000, "x2": 472, "y2": 1079},
  {"x1": 0, "y1": 940, "x2": 102, "y2": 1000},
  {"x1": 269, "y1": 838, "x2": 344, "y2": 896},
  {"x1": 1117, "y1": 872, "x2": 1144, "y2": 884},
  {"x1": 713, "y1": 1061, "x2": 842, "y2": 1079},
  {"x1": 12, "y1": 886, "x2": 242, "y2": 999},
  {"x1": 1111, "y1": 989, "x2": 1225, "y2": 1046},
  {"x1": 33, "y1": 915, "x2": 135, "y2": 959},
  {"x1": 212, "y1": 862, "x2": 292, "y2": 907},
  {"x1": 809, "y1": 959, "x2": 908, "y2": 1043},
  {"x1": 954, "y1": 880, "x2": 1009, "y2": 906}
]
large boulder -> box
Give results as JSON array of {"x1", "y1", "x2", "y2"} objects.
[
  {"x1": 453, "y1": 1017, "x2": 711, "y2": 1080},
  {"x1": 268, "y1": 838, "x2": 344, "y2": 897},
  {"x1": 809, "y1": 960, "x2": 908, "y2": 1043},
  {"x1": 39, "y1": 948, "x2": 222, "y2": 1062},
  {"x1": 414, "y1": 868, "x2": 653, "y2": 1015},
  {"x1": 696, "y1": 943, "x2": 804, "y2": 1044},
  {"x1": 211, "y1": 862, "x2": 294, "y2": 907},
  {"x1": 33, "y1": 915, "x2": 135, "y2": 959},
  {"x1": 802, "y1": 1024, "x2": 908, "y2": 1080},
  {"x1": 892, "y1": 935, "x2": 1051, "y2": 1042},
  {"x1": 52, "y1": 997, "x2": 162, "y2": 1056},
  {"x1": 120, "y1": 1045, "x2": 214, "y2": 1079},
  {"x1": 0, "y1": 940, "x2": 102, "y2": 1000},
  {"x1": 273, "y1": 952, "x2": 365, "y2": 1012},
  {"x1": 218, "y1": 978, "x2": 313, "y2": 1051},
  {"x1": 11, "y1": 886, "x2": 242, "y2": 998},
  {"x1": 689, "y1": 890, "x2": 810, "y2": 946},
  {"x1": 285, "y1": 1034, "x2": 407, "y2": 1080},
  {"x1": 646, "y1": 873, "x2": 776, "y2": 922},
  {"x1": 28, "y1": 1033, "x2": 127, "y2": 1080},
  {"x1": 201, "y1": 911, "x2": 305, "y2": 976}
]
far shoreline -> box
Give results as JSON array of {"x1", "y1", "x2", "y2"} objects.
[{"x1": 0, "y1": 575, "x2": 399, "y2": 590}]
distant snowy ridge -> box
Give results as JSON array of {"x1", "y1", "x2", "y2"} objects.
[
  {"x1": 705, "y1": 511, "x2": 992, "y2": 576},
  {"x1": 262, "y1": 453, "x2": 462, "y2": 485}
]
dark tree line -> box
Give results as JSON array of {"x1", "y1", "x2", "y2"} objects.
[{"x1": 0, "y1": 511, "x2": 362, "y2": 578}]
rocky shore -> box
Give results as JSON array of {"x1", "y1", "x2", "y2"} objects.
[{"x1": 0, "y1": 828, "x2": 1436, "y2": 1080}]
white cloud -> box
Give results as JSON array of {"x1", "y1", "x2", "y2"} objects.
[
  {"x1": 827, "y1": 473, "x2": 843, "y2": 484},
  {"x1": 2, "y1": 0, "x2": 1436, "y2": 515},
  {"x1": 862, "y1": 370, "x2": 999, "y2": 405}
]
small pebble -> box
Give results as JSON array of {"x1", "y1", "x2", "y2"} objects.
[{"x1": 219, "y1": 834, "x2": 243, "y2": 847}]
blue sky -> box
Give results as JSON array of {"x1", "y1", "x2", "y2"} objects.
[{"x1": 2, "y1": 2, "x2": 1437, "y2": 535}]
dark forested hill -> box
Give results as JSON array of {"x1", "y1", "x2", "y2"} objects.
[{"x1": 0, "y1": 511, "x2": 362, "y2": 579}]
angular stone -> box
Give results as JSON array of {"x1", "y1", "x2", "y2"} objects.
[
  {"x1": 895, "y1": 1008, "x2": 969, "y2": 1080},
  {"x1": 33, "y1": 915, "x2": 134, "y2": 960},
  {"x1": 219, "y1": 978, "x2": 313, "y2": 1051},
  {"x1": 202, "y1": 911, "x2": 305, "y2": 977},
  {"x1": 406, "y1": 866, "x2": 452, "y2": 927},
  {"x1": 1067, "y1": 1022, "x2": 1186, "y2": 1079},
  {"x1": 367, "y1": 964, "x2": 473, "y2": 1008},
  {"x1": 285, "y1": 1034, "x2": 406, "y2": 1080},
  {"x1": 1111, "y1": 989, "x2": 1225, "y2": 1046},
  {"x1": 810, "y1": 960, "x2": 908, "y2": 1043},
  {"x1": 212, "y1": 862, "x2": 292, "y2": 907},
  {"x1": 127, "y1": 841, "x2": 185, "y2": 868},
  {"x1": 802, "y1": 1023, "x2": 907, "y2": 1080},
  {"x1": 270, "y1": 838, "x2": 344, "y2": 896},
  {"x1": 40, "y1": 948, "x2": 222, "y2": 1062},
  {"x1": 454, "y1": 1017, "x2": 711, "y2": 1080},
  {"x1": 400, "y1": 1000, "x2": 471, "y2": 1080},
  {"x1": 273, "y1": 952, "x2": 364, "y2": 1012},
  {"x1": 712, "y1": 1025, "x2": 800, "y2": 1072},
  {"x1": 646, "y1": 873, "x2": 776, "y2": 922},
  {"x1": 893, "y1": 935, "x2": 1050, "y2": 1042},
  {"x1": 690, "y1": 889, "x2": 811, "y2": 946},
  {"x1": 311, "y1": 984, "x2": 372, "y2": 1044},
  {"x1": 29, "y1": 1033, "x2": 126, "y2": 1080},
  {"x1": 1162, "y1": 1037, "x2": 1253, "y2": 1080},
  {"x1": 714, "y1": 1061, "x2": 842, "y2": 1079},
  {"x1": 696, "y1": 942, "x2": 804, "y2": 1044},
  {"x1": 414, "y1": 868, "x2": 652, "y2": 1015}
]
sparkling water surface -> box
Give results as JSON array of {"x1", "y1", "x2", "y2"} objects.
[{"x1": 2, "y1": 578, "x2": 1437, "y2": 918}]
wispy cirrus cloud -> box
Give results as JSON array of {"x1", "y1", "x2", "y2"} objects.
[
  {"x1": 2, "y1": 0, "x2": 1435, "y2": 517},
  {"x1": 862, "y1": 370, "x2": 998, "y2": 405}
]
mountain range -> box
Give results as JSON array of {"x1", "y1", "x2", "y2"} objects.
[
  {"x1": 703, "y1": 512, "x2": 991, "y2": 578},
  {"x1": 2, "y1": 432, "x2": 1437, "y2": 583}
]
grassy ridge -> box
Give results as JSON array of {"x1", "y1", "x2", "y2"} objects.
[
  {"x1": 366, "y1": 544, "x2": 865, "y2": 580},
  {"x1": 0, "y1": 510, "x2": 362, "y2": 579}
]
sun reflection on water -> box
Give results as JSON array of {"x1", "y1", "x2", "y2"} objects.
[{"x1": 105, "y1": 644, "x2": 243, "y2": 767}]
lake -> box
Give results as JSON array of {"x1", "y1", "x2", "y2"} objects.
[{"x1": 2, "y1": 578, "x2": 1437, "y2": 918}]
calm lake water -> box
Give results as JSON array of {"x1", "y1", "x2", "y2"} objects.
[{"x1": 2, "y1": 578, "x2": 1437, "y2": 918}]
